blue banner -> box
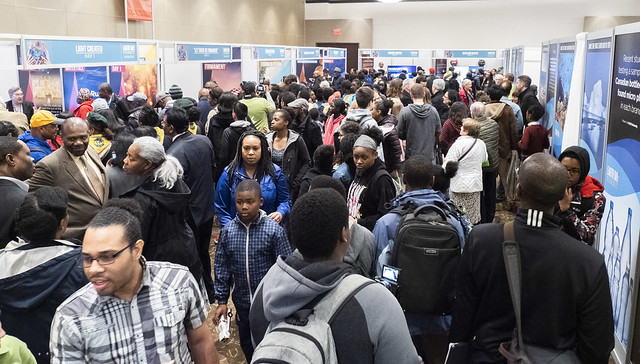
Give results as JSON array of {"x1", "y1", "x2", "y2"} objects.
[
  {"x1": 387, "y1": 65, "x2": 416, "y2": 79},
  {"x1": 327, "y1": 49, "x2": 345, "y2": 58},
  {"x1": 63, "y1": 66, "x2": 108, "y2": 112},
  {"x1": 298, "y1": 47, "x2": 321, "y2": 59},
  {"x1": 176, "y1": 44, "x2": 231, "y2": 62},
  {"x1": 24, "y1": 39, "x2": 137, "y2": 66},
  {"x1": 253, "y1": 47, "x2": 286, "y2": 60},
  {"x1": 372, "y1": 50, "x2": 419, "y2": 58},
  {"x1": 579, "y1": 37, "x2": 612, "y2": 180},
  {"x1": 552, "y1": 41, "x2": 575, "y2": 157},
  {"x1": 445, "y1": 50, "x2": 497, "y2": 58}
]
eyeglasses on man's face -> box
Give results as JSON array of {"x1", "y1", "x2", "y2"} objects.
[{"x1": 82, "y1": 242, "x2": 135, "y2": 267}]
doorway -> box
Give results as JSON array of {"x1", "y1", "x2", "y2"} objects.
[{"x1": 316, "y1": 42, "x2": 359, "y2": 73}]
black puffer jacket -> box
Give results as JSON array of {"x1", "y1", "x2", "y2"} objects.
[
  {"x1": 378, "y1": 114, "x2": 402, "y2": 173},
  {"x1": 207, "y1": 110, "x2": 234, "y2": 181},
  {"x1": 266, "y1": 130, "x2": 311, "y2": 201},
  {"x1": 348, "y1": 158, "x2": 396, "y2": 231}
]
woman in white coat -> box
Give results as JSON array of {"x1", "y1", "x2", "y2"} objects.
[{"x1": 445, "y1": 118, "x2": 487, "y2": 224}]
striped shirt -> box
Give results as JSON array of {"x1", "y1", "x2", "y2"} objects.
[{"x1": 50, "y1": 258, "x2": 208, "y2": 364}]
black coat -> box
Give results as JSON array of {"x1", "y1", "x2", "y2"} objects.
[
  {"x1": 166, "y1": 132, "x2": 216, "y2": 227},
  {"x1": 220, "y1": 120, "x2": 256, "y2": 171},
  {"x1": 518, "y1": 87, "x2": 538, "y2": 120},
  {"x1": 0, "y1": 179, "x2": 27, "y2": 248},
  {"x1": 290, "y1": 114, "x2": 322, "y2": 159},
  {"x1": 123, "y1": 178, "x2": 202, "y2": 282},
  {"x1": 431, "y1": 91, "x2": 450, "y2": 125},
  {"x1": 108, "y1": 94, "x2": 131, "y2": 121},
  {"x1": 6, "y1": 100, "x2": 34, "y2": 122},
  {"x1": 207, "y1": 110, "x2": 234, "y2": 182},
  {"x1": 267, "y1": 130, "x2": 311, "y2": 201},
  {"x1": 297, "y1": 167, "x2": 332, "y2": 198},
  {"x1": 349, "y1": 158, "x2": 396, "y2": 231}
]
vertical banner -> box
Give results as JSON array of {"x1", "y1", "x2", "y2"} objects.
[
  {"x1": 361, "y1": 58, "x2": 374, "y2": 71},
  {"x1": 296, "y1": 59, "x2": 323, "y2": 84},
  {"x1": 258, "y1": 60, "x2": 292, "y2": 84},
  {"x1": 579, "y1": 37, "x2": 612, "y2": 180},
  {"x1": 539, "y1": 44, "x2": 549, "y2": 107},
  {"x1": 126, "y1": 0, "x2": 153, "y2": 21},
  {"x1": 323, "y1": 59, "x2": 346, "y2": 78},
  {"x1": 63, "y1": 66, "x2": 107, "y2": 113},
  {"x1": 19, "y1": 68, "x2": 63, "y2": 114},
  {"x1": 435, "y1": 59, "x2": 448, "y2": 76},
  {"x1": 387, "y1": 66, "x2": 417, "y2": 79},
  {"x1": 599, "y1": 30, "x2": 640, "y2": 355},
  {"x1": 109, "y1": 64, "x2": 157, "y2": 106},
  {"x1": 553, "y1": 41, "x2": 575, "y2": 156},
  {"x1": 202, "y1": 62, "x2": 242, "y2": 92},
  {"x1": 543, "y1": 43, "x2": 558, "y2": 131}
]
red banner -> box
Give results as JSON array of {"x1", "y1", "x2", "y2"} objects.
[{"x1": 126, "y1": 0, "x2": 152, "y2": 21}]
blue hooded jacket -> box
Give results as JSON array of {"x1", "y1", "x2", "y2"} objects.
[{"x1": 18, "y1": 130, "x2": 53, "y2": 163}]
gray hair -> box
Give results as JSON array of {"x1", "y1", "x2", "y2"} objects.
[
  {"x1": 432, "y1": 79, "x2": 446, "y2": 91},
  {"x1": 8, "y1": 86, "x2": 21, "y2": 98},
  {"x1": 319, "y1": 80, "x2": 331, "y2": 89},
  {"x1": 462, "y1": 79, "x2": 472, "y2": 86},
  {"x1": 132, "y1": 136, "x2": 183, "y2": 190},
  {"x1": 470, "y1": 102, "x2": 486, "y2": 119}
]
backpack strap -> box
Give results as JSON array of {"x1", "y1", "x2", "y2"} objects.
[
  {"x1": 312, "y1": 274, "x2": 374, "y2": 324},
  {"x1": 502, "y1": 221, "x2": 524, "y2": 350}
]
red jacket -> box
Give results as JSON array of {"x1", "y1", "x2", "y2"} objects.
[{"x1": 74, "y1": 100, "x2": 93, "y2": 120}]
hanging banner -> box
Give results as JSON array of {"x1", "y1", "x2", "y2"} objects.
[
  {"x1": 296, "y1": 59, "x2": 323, "y2": 84},
  {"x1": 387, "y1": 65, "x2": 417, "y2": 79},
  {"x1": 63, "y1": 66, "x2": 107, "y2": 113},
  {"x1": 445, "y1": 50, "x2": 497, "y2": 58},
  {"x1": 252, "y1": 46, "x2": 286, "y2": 60},
  {"x1": 126, "y1": 0, "x2": 152, "y2": 21},
  {"x1": 538, "y1": 44, "x2": 549, "y2": 106},
  {"x1": 327, "y1": 49, "x2": 345, "y2": 58},
  {"x1": 202, "y1": 62, "x2": 242, "y2": 92},
  {"x1": 361, "y1": 58, "x2": 374, "y2": 71},
  {"x1": 543, "y1": 43, "x2": 558, "y2": 131},
  {"x1": 599, "y1": 30, "x2": 640, "y2": 355},
  {"x1": 24, "y1": 39, "x2": 137, "y2": 66},
  {"x1": 323, "y1": 59, "x2": 346, "y2": 78},
  {"x1": 19, "y1": 68, "x2": 63, "y2": 114},
  {"x1": 176, "y1": 44, "x2": 231, "y2": 62},
  {"x1": 109, "y1": 64, "x2": 157, "y2": 106},
  {"x1": 258, "y1": 60, "x2": 292, "y2": 84},
  {"x1": 298, "y1": 48, "x2": 321, "y2": 59},
  {"x1": 552, "y1": 41, "x2": 575, "y2": 157},
  {"x1": 435, "y1": 59, "x2": 448, "y2": 76},
  {"x1": 579, "y1": 37, "x2": 612, "y2": 180},
  {"x1": 372, "y1": 50, "x2": 419, "y2": 58}
]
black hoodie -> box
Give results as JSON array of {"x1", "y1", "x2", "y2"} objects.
[{"x1": 348, "y1": 158, "x2": 396, "y2": 231}]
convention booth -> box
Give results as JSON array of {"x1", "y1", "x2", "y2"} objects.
[
  {"x1": 536, "y1": 22, "x2": 640, "y2": 364},
  {"x1": 0, "y1": 34, "x2": 347, "y2": 112}
]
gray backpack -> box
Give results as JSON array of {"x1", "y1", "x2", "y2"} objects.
[{"x1": 251, "y1": 274, "x2": 373, "y2": 364}]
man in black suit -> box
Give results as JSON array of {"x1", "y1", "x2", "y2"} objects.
[
  {"x1": 98, "y1": 82, "x2": 130, "y2": 122},
  {"x1": 0, "y1": 136, "x2": 35, "y2": 247},
  {"x1": 164, "y1": 106, "x2": 216, "y2": 298},
  {"x1": 6, "y1": 87, "x2": 35, "y2": 123}
]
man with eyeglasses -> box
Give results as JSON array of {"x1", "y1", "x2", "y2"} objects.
[
  {"x1": 50, "y1": 201, "x2": 219, "y2": 364},
  {"x1": 554, "y1": 145, "x2": 606, "y2": 246}
]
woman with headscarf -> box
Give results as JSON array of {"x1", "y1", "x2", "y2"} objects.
[
  {"x1": 347, "y1": 127, "x2": 396, "y2": 231},
  {"x1": 121, "y1": 136, "x2": 202, "y2": 282},
  {"x1": 73, "y1": 88, "x2": 94, "y2": 119}
]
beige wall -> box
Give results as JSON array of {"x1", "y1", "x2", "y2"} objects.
[
  {"x1": 0, "y1": 0, "x2": 305, "y2": 45},
  {"x1": 305, "y1": 19, "x2": 373, "y2": 48},
  {"x1": 584, "y1": 16, "x2": 640, "y2": 32}
]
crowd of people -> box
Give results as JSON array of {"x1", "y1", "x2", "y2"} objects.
[{"x1": 0, "y1": 64, "x2": 613, "y2": 364}]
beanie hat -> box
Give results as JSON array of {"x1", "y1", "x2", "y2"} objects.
[{"x1": 169, "y1": 84, "x2": 183, "y2": 99}]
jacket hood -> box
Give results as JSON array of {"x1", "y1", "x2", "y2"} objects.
[
  {"x1": 211, "y1": 110, "x2": 234, "y2": 128},
  {"x1": 559, "y1": 145, "x2": 590, "y2": 183},
  {"x1": 137, "y1": 178, "x2": 191, "y2": 213},
  {"x1": 485, "y1": 102, "x2": 507, "y2": 119},
  {"x1": 0, "y1": 239, "x2": 85, "y2": 310},
  {"x1": 408, "y1": 103, "x2": 435, "y2": 119},
  {"x1": 388, "y1": 189, "x2": 452, "y2": 212},
  {"x1": 266, "y1": 129, "x2": 300, "y2": 151},
  {"x1": 581, "y1": 175, "x2": 604, "y2": 198},
  {"x1": 230, "y1": 119, "x2": 253, "y2": 128},
  {"x1": 258, "y1": 255, "x2": 354, "y2": 321},
  {"x1": 18, "y1": 130, "x2": 46, "y2": 144},
  {"x1": 345, "y1": 109, "x2": 377, "y2": 128},
  {"x1": 379, "y1": 114, "x2": 398, "y2": 127},
  {"x1": 359, "y1": 157, "x2": 387, "y2": 178}
]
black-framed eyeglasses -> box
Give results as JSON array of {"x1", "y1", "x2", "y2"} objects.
[
  {"x1": 566, "y1": 167, "x2": 581, "y2": 176},
  {"x1": 82, "y1": 243, "x2": 135, "y2": 267}
]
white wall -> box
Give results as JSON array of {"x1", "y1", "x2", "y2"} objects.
[{"x1": 305, "y1": 0, "x2": 640, "y2": 49}]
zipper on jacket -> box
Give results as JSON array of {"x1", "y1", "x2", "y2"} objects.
[{"x1": 244, "y1": 222, "x2": 253, "y2": 302}]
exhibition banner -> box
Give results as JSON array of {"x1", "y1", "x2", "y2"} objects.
[
  {"x1": 24, "y1": 39, "x2": 137, "y2": 66},
  {"x1": 296, "y1": 59, "x2": 323, "y2": 83},
  {"x1": 599, "y1": 30, "x2": 640, "y2": 352},
  {"x1": 543, "y1": 43, "x2": 558, "y2": 131},
  {"x1": 126, "y1": 0, "x2": 152, "y2": 21},
  {"x1": 63, "y1": 66, "x2": 108, "y2": 112},
  {"x1": 387, "y1": 65, "x2": 417, "y2": 79},
  {"x1": 323, "y1": 59, "x2": 346, "y2": 78},
  {"x1": 253, "y1": 47, "x2": 286, "y2": 60},
  {"x1": 435, "y1": 59, "x2": 447, "y2": 76},
  {"x1": 258, "y1": 60, "x2": 292, "y2": 84},
  {"x1": 361, "y1": 58, "x2": 374, "y2": 71},
  {"x1": 19, "y1": 69, "x2": 63, "y2": 114},
  {"x1": 579, "y1": 37, "x2": 612, "y2": 180},
  {"x1": 539, "y1": 44, "x2": 549, "y2": 106},
  {"x1": 176, "y1": 44, "x2": 231, "y2": 62},
  {"x1": 445, "y1": 50, "x2": 497, "y2": 58},
  {"x1": 298, "y1": 48, "x2": 321, "y2": 59},
  {"x1": 372, "y1": 50, "x2": 419, "y2": 58},
  {"x1": 327, "y1": 49, "x2": 346, "y2": 58},
  {"x1": 109, "y1": 64, "x2": 157, "y2": 105},
  {"x1": 202, "y1": 62, "x2": 242, "y2": 92},
  {"x1": 552, "y1": 41, "x2": 575, "y2": 157}
]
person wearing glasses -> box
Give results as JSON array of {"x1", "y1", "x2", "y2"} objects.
[
  {"x1": 0, "y1": 186, "x2": 87, "y2": 364},
  {"x1": 554, "y1": 145, "x2": 605, "y2": 246},
  {"x1": 120, "y1": 136, "x2": 203, "y2": 283},
  {"x1": 50, "y1": 201, "x2": 220, "y2": 364}
]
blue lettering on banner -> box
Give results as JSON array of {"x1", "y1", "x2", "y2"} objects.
[
  {"x1": 24, "y1": 39, "x2": 137, "y2": 65},
  {"x1": 254, "y1": 46, "x2": 286, "y2": 60},
  {"x1": 328, "y1": 49, "x2": 345, "y2": 58},
  {"x1": 176, "y1": 44, "x2": 231, "y2": 61},
  {"x1": 445, "y1": 50, "x2": 497, "y2": 58},
  {"x1": 375, "y1": 50, "x2": 419, "y2": 58},
  {"x1": 299, "y1": 47, "x2": 321, "y2": 59}
]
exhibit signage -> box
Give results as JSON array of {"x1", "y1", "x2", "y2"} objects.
[
  {"x1": 176, "y1": 44, "x2": 231, "y2": 62},
  {"x1": 24, "y1": 39, "x2": 137, "y2": 65},
  {"x1": 445, "y1": 50, "x2": 497, "y2": 58},
  {"x1": 253, "y1": 47, "x2": 286, "y2": 60},
  {"x1": 552, "y1": 41, "x2": 576, "y2": 157}
]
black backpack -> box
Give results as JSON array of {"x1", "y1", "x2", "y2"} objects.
[{"x1": 391, "y1": 203, "x2": 462, "y2": 315}]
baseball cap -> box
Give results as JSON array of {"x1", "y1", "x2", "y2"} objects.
[
  {"x1": 173, "y1": 98, "x2": 196, "y2": 110},
  {"x1": 30, "y1": 110, "x2": 63, "y2": 128},
  {"x1": 127, "y1": 92, "x2": 148, "y2": 102}
]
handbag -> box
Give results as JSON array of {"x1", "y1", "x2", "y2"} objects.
[
  {"x1": 499, "y1": 222, "x2": 581, "y2": 364},
  {"x1": 457, "y1": 138, "x2": 478, "y2": 162}
]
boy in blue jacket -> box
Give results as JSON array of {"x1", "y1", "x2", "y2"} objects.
[{"x1": 213, "y1": 179, "x2": 292, "y2": 362}]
